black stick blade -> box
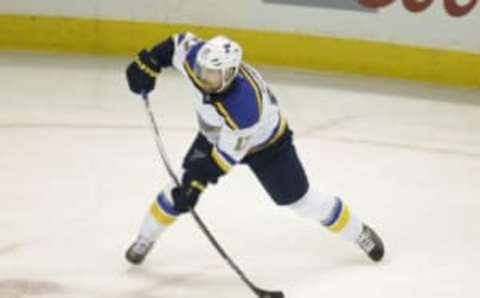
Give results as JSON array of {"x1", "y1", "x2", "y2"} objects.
[{"x1": 255, "y1": 288, "x2": 285, "y2": 298}]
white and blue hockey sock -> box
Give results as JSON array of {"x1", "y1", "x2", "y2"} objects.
[
  {"x1": 137, "y1": 185, "x2": 180, "y2": 242},
  {"x1": 290, "y1": 187, "x2": 363, "y2": 242}
]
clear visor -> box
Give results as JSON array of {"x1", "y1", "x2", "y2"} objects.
[{"x1": 194, "y1": 64, "x2": 236, "y2": 93}]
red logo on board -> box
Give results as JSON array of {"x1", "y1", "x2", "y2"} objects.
[{"x1": 360, "y1": 0, "x2": 478, "y2": 17}]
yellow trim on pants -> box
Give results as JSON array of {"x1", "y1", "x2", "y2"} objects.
[
  {"x1": 249, "y1": 117, "x2": 288, "y2": 154},
  {"x1": 269, "y1": 117, "x2": 288, "y2": 147}
]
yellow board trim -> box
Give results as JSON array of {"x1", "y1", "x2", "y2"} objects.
[
  {"x1": 1, "y1": 14, "x2": 479, "y2": 88},
  {"x1": 329, "y1": 205, "x2": 351, "y2": 233},
  {"x1": 150, "y1": 202, "x2": 176, "y2": 226}
]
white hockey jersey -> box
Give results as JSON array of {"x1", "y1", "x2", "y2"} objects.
[{"x1": 171, "y1": 33, "x2": 288, "y2": 173}]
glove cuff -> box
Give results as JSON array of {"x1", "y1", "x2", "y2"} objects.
[
  {"x1": 135, "y1": 50, "x2": 161, "y2": 78},
  {"x1": 190, "y1": 180, "x2": 206, "y2": 193}
]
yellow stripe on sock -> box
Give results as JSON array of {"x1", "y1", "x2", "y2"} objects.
[
  {"x1": 329, "y1": 205, "x2": 351, "y2": 233},
  {"x1": 150, "y1": 202, "x2": 176, "y2": 226}
]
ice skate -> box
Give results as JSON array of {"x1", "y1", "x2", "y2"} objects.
[
  {"x1": 356, "y1": 225, "x2": 384, "y2": 262},
  {"x1": 125, "y1": 236, "x2": 155, "y2": 265}
]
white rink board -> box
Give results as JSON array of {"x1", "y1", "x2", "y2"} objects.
[{"x1": 1, "y1": 0, "x2": 479, "y2": 53}]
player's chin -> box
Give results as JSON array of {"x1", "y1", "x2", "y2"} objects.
[{"x1": 203, "y1": 85, "x2": 222, "y2": 94}]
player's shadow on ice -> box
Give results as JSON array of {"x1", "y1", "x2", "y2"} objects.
[
  {"x1": 0, "y1": 243, "x2": 24, "y2": 255},
  {"x1": 123, "y1": 261, "x2": 242, "y2": 298},
  {"x1": 0, "y1": 280, "x2": 65, "y2": 298}
]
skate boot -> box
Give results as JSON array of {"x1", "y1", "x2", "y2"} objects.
[
  {"x1": 125, "y1": 236, "x2": 155, "y2": 265},
  {"x1": 356, "y1": 225, "x2": 384, "y2": 262}
]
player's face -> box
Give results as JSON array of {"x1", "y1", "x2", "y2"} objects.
[
  {"x1": 195, "y1": 66, "x2": 236, "y2": 94},
  {"x1": 197, "y1": 68, "x2": 223, "y2": 93}
]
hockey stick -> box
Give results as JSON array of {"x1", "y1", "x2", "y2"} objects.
[{"x1": 141, "y1": 93, "x2": 284, "y2": 298}]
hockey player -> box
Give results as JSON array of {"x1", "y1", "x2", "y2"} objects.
[{"x1": 125, "y1": 33, "x2": 384, "y2": 265}]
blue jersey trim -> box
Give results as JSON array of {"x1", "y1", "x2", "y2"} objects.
[
  {"x1": 186, "y1": 42, "x2": 204, "y2": 69},
  {"x1": 211, "y1": 146, "x2": 234, "y2": 173},
  {"x1": 183, "y1": 42, "x2": 206, "y2": 91},
  {"x1": 217, "y1": 147, "x2": 237, "y2": 165},
  {"x1": 177, "y1": 33, "x2": 187, "y2": 44},
  {"x1": 250, "y1": 115, "x2": 281, "y2": 151},
  {"x1": 213, "y1": 74, "x2": 262, "y2": 130},
  {"x1": 184, "y1": 49, "x2": 262, "y2": 130}
]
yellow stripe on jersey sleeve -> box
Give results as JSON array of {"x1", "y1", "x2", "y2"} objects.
[
  {"x1": 183, "y1": 61, "x2": 206, "y2": 91},
  {"x1": 135, "y1": 56, "x2": 160, "y2": 78},
  {"x1": 213, "y1": 102, "x2": 240, "y2": 130},
  {"x1": 268, "y1": 117, "x2": 288, "y2": 147},
  {"x1": 211, "y1": 147, "x2": 233, "y2": 173}
]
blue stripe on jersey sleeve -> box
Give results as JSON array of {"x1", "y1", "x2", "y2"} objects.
[
  {"x1": 217, "y1": 147, "x2": 237, "y2": 165},
  {"x1": 186, "y1": 42, "x2": 205, "y2": 69},
  {"x1": 177, "y1": 33, "x2": 187, "y2": 44}
]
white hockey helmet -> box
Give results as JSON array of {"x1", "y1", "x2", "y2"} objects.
[{"x1": 194, "y1": 36, "x2": 242, "y2": 93}]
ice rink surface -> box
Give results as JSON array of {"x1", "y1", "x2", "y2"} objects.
[{"x1": 1, "y1": 52, "x2": 479, "y2": 298}]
